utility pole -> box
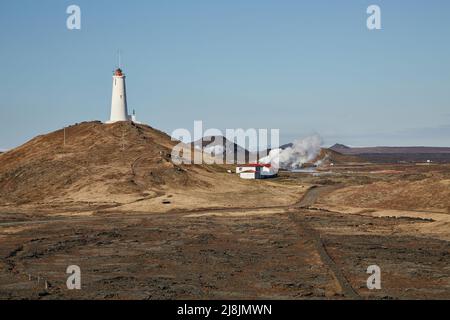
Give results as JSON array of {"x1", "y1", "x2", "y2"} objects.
[{"x1": 121, "y1": 126, "x2": 125, "y2": 151}]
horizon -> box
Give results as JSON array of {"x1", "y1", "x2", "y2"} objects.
[
  {"x1": 1, "y1": 120, "x2": 450, "y2": 153},
  {"x1": 1, "y1": 0, "x2": 450, "y2": 149}
]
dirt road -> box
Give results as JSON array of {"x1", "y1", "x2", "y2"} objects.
[{"x1": 289, "y1": 185, "x2": 359, "y2": 298}]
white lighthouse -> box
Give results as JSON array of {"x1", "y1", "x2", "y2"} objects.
[{"x1": 107, "y1": 68, "x2": 130, "y2": 123}]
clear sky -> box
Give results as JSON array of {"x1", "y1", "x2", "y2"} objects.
[{"x1": 1, "y1": 0, "x2": 449, "y2": 150}]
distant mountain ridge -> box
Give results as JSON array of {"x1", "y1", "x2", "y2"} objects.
[
  {"x1": 330, "y1": 143, "x2": 351, "y2": 150},
  {"x1": 330, "y1": 144, "x2": 450, "y2": 163},
  {"x1": 269, "y1": 143, "x2": 365, "y2": 165},
  {"x1": 192, "y1": 136, "x2": 252, "y2": 163},
  {"x1": 330, "y1": 144, "x2": 450, "y2": 154}
]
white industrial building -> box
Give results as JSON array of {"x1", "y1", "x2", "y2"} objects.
[{"x1": 236, "y1": 163, "x2": 277, "y2": 180}]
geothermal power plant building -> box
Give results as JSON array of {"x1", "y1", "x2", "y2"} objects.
[{"x1": 236, "y1": 164, "x2": 277, "y2": 179}]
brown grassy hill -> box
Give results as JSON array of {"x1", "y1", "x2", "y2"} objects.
[
  {"x1": 0, "y1": 121, "x2": 213, "y2": 205},
  {"x1": 0, "y1": 121, "x2": 305, "y2": 213},
  {"x1": 313, "y1": 148, "x2": 366, "y2": 165}
]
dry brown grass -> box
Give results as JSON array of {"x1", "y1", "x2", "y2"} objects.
[
  {"x1": 0, "y1": 121, "x2": 306, "y2": 215},
  {"x1": 319, "y1": 175, "x2": 450, "y2": 213}
]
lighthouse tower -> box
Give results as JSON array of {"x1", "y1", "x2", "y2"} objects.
[{"x1": 107, "y1": 68, "x2": 130, "y2": 123}]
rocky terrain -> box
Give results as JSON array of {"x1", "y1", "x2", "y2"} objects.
[{"x1": 0, "y1": 124, "x2": 448, "y2": 300}]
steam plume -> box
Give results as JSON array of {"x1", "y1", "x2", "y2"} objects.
[{"x1": 260, "y1": 135, "x2": 323, "y2": 170}]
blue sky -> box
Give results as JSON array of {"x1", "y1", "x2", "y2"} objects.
[{"x1": 1, "y1": 0, "x2": 449, "y2": 149}]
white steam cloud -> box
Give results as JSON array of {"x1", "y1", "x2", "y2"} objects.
[{"x1": 260, "y1": 135, "x2": 323, "y2": 170}]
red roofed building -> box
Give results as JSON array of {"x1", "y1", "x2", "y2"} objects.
[{"x1": 236, "y1": 163, "x2": 277, "y2": 179}]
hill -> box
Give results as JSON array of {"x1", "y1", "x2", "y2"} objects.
[
  {"x1": 320, "y1": 175, "x2": 450, "y2": 213},
  {"x1": 192, "y1": 136, "x2": 251, "y2": 163},
  {"x1": 278, "y1": 143, "x2": 365, "y2": 165},
  {"x1": 0, "y1": 121, "x2": 206, "y2": 205},
  {"x1": 313, "y1": 148, "x2": 366, "y2": 165},
  {"x1": 0, "y1": 122, "x2": 304, "y2": 213}
]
